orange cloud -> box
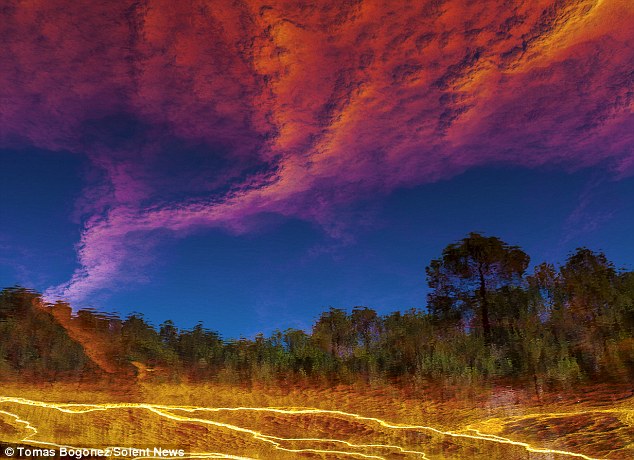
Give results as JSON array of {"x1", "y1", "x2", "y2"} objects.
[{"x1": 1, "y1": 0, "x2": 631, "y2": 301}]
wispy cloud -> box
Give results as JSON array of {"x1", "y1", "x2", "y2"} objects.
[{"x1": 1, "y1": 0, "x2": 632, "y2": 303}]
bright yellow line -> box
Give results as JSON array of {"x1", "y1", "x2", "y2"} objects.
[
  {"x1": 147, "y1": 406, "x2": 419, "y2": 459},
  {"x1": 1, "y1": 396, "x2": 616, "y2": 459}
]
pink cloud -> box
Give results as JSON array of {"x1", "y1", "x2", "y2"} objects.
[{"x1": 1, "y1": 0, "x2": 632, "y2": 303}]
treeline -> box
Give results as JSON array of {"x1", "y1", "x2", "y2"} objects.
[
  {"x1": 0, "y1": 287, "x2": 94, "y2": 378},
  {"x1": 1, "y1": 233, "x2": 633, "y2": 389}
]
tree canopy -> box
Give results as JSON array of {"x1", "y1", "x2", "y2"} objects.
[
  {"x1": 1, "y1": 234, "x2": 633, "y2": 389},
  {"x1": 426, "y1": 232, "x2": 530, "y2": 344}
]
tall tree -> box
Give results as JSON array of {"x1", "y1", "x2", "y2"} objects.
[
  {"x1": 351, "y1": 307, "x2": 382, "y2": 354},
  {"x1": 557, "y1": 248, "x2": 620, "y2": 376},
  {"x1": 312, "y1": 308, "x2": 354, "y2": 359},
  {"x1": 560, "y1": 248, "x2": 617, "y2": 323},
  {"x1": 426, "y1": 232, "x2": 530, "y2": 345}
]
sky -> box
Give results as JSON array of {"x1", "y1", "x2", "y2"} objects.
[{"x1": 1, "y1": 0, "x2": 633, "y2": 338}]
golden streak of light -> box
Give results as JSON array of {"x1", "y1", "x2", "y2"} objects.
[
  {"x1": 1, "y1": 397, "x2": 423, "y2": 460},
  {"x1": 0, "y1": 409, "x2": 38, "y2": 437},
  {"x1": 0, "y1": 396, "x2": 619, "y2": 459},
  {"x1": 147, "y1": 406, "x2": 424, "y2": 460},
  {"x1": 0, "y1": 408, "x2": 75, "y2": 451},
  {"x1": 1, "y1": 405, "x2": 259, "y2": 460},
  {"x1": 170, "y1": 405, "x2": 611, "y2": 459}
]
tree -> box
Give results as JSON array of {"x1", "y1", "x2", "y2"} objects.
[
  {"x1": 560, "y1": 248, "x2": 617, "y2": 323},
  {"x1": 426, "y1": 232, "x2": 530, "y2": 345},
  {"x1": 282, "y1": 328, "x2": 321, "y2": 375},
  {"x1": 380, "y1": 309, "x2": 432, "y2": 377},
  {"x1": 0, "y1": 287, "x2": 90, "y2": 376},
  {"x1": 177, "y1": 323, "x2": 223, "y2": 373},
  {"x1": 312, "y1": 308, "x2": 354, "y2": 359},
  {"x1": 159, "y1": 320, "x2": 179, "y2": 350},
  {"x1": 351, "y1": 307, "x2": 382, "y2": 354},
  {"x1": 557, "y1": 248, "x2": 620, "y2": 376},
  {"x1": 350, "y1": 307, "x2": 382, "y2": 377},
  {"x1": 121, "y1": 313, "x2": 175, "y2": 366}
]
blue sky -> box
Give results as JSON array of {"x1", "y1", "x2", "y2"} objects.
[
  {"x1": 2, "y1": 0, "x2": 633, "y2": 338},
  {"x1": 2, "y1": 148, "x2": 632, "y2": 338}
]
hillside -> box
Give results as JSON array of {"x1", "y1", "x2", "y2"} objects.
[
  {"x1": 2, "y1": 238, "x2": 634, "y2": 389},
  {"x1": 0, "y1": 287, "x2": 99, "y2": 379},
  {"x1": 46, "y1": 300, "x2": 135, "y2": 377}
]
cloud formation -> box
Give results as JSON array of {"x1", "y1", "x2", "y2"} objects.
[{"x1": 1, "y1": 0, "x2": 632, "y2": 302}]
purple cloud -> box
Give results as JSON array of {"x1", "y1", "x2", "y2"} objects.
[{"x1": 0, "y1": 0, "x2": 632, "y2": 303}]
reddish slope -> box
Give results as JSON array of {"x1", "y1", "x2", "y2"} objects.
[{"x1": 37, "y1": 300, "x2": 134, "y2": 377}]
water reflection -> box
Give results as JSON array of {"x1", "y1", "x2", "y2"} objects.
[{"x1": 1, "y1": 284, "x2": 633, "y2": 458}]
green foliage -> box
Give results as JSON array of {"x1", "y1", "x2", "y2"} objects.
[
  {"x1": 1, "y1": 234, "x2": 634, "y2": 388},
  {"x1": 121, "y1": 313, "x2": 179, "y2": 365},
  {"x1": 0, "y1": 287, "x2": 91, "y2": 377},
  {"x1": 426, "y1": 233, "x2": 530, "y2": 345}
]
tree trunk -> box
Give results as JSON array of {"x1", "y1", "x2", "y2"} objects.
[{"x1": 478, "y1": 264, "x2": 492, "y2": 345}]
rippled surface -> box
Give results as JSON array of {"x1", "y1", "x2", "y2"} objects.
[{"x1": 1, "y1": 385, "x2": 632, "y2": 459}]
